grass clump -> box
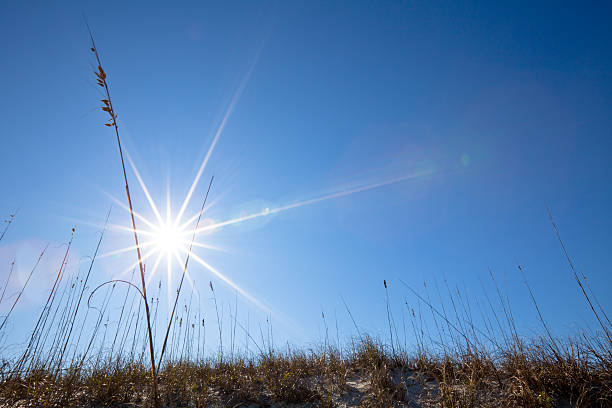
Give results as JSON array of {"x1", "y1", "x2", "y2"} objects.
[{"x1": 0, "y1": 322, "x2": 611, "y2": 407}]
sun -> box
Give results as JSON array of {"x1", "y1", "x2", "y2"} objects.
[{"x1": 151, "y1": 221, "x2": 187, "y2": 257}]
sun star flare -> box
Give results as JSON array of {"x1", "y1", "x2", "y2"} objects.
[{"x1": 150, "y1": 220, "x2": 188, "y2": 258}]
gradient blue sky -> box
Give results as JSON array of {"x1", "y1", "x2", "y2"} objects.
[{"x1": 1, "y1": 1, "x2": 611, "y2": 352}]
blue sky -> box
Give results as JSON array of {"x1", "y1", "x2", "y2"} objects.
[{"x1": 1, "y1": 1, "x2": 611, "y2": 354}]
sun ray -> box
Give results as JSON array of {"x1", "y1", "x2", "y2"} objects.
[
  {"x1": 195, "y1": 170, "x2": 432, "y2": 235},
  {"x1": 108, "y1": 224, "x2": 158, "y2": 238},
  {"x1": 166, "y1": 250, "x2": 173, "y2": 313},
  {"x1": 97, "y1": 241, "x2": 156, "y2": 260},
  {"x1": 177, "y1": 247, "x2": 270, "y2": 315},
  {"x1": 172, "y1": 251, "x2": 197, "y2": 294},
  {"x1": 175, "y1": 51, "x2": 261, "y2": 226},
  {"x1": 113, "y1": 246, "x2": 160, "y2": 282},
  {"x1": 176, "y1": 185, "x2": 229, "y2": 231},
  {"x1": 166, "y1": 182, "x2": 172, "y2": 224},
  {"x1": 102, "y1": 192, "x2": 159, "y2": 231},
  {"x1": 176, "y1": 202, "x2": 214, "y2": 232},
  {"x1": 188, "y1": 241, "x2": 227, "y2": 252},
  {"x1": 145, "y1": 252, "x2": 165, "y2": 287},
  {"x1": 125, "y1": 152, "x2": 165, "y2": 225}
]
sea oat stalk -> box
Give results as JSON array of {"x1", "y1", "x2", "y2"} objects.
[{"x1": 87, "y1": 27, "x2": 159, "y2": 408}]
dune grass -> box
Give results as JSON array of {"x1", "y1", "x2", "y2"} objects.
[
  {"x1": 0, "y1": 329, "x2": 609, "y2": 407},
  {"x1": 0, "y1": 203, "x2": 610, "y2": 407}
]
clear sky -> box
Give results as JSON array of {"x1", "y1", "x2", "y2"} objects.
[{"x1": 1, "y1": 1, "x2": 611, "y2": 354}]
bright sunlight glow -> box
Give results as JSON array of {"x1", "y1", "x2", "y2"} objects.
[
  {"x1": 151, "y1": 222, "x2": 186, "y2": 256},
  {"x1": 96, "y1": 45, "x2": 432, "y2": 320}
]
